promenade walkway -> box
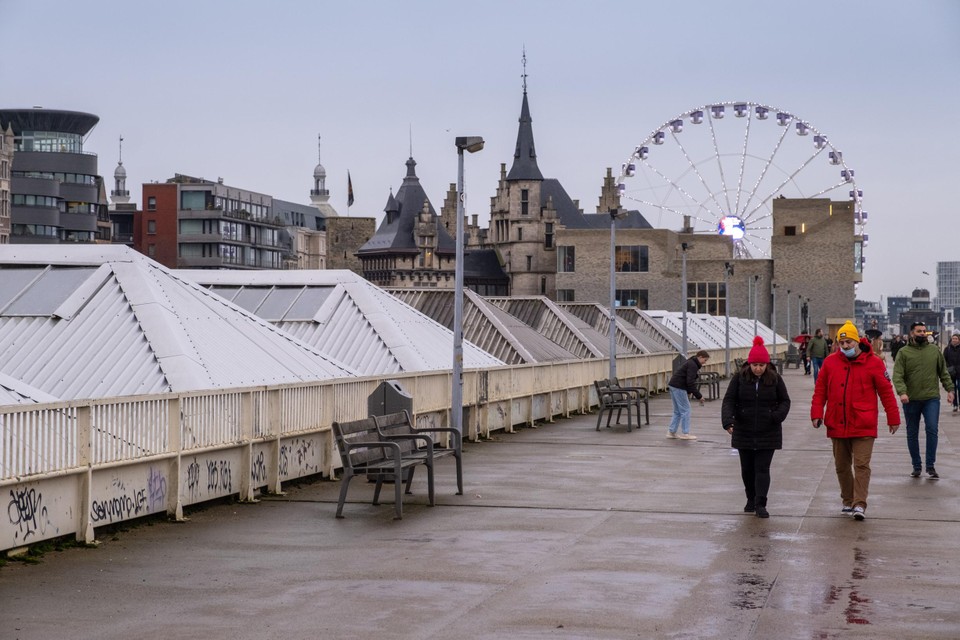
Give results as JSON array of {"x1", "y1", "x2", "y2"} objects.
[{"x1": 1, "y1": 366, "x2": 958, "y2": 639}]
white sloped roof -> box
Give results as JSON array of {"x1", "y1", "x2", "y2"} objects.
[
  {"x1": 645, "y1": 311, "x2": 784, "y2": 351},
  {"x1": 0, "y1": 372, "x2": 59, "y2": 406},
  {"x1": 176, "y1": 270, "x2": 505, "y2": 375},
  {"x1": 0, "y1": 246, "x2": 357, "y2": 402}
]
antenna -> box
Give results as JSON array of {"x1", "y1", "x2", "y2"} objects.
[
  {"x1": 521, "y1": 46, "x2": 528, "y2": 93},
  {"x1": 118, "y1": 135, "x2": 124, "y2": 164},
  {"x1": 409, "y1": 124, "x2": 413, "y2": 157},
  {"x1": 317, "y1": 133, "x2": 322, "y2": 163}
]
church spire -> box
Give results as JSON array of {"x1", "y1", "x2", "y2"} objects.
[{"x1": 506, "y1": 49, "x2": 543, "y2": 182}]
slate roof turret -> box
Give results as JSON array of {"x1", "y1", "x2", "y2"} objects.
[{"x1": 506, "y1": 91, "x2": 544, "y2": 182}]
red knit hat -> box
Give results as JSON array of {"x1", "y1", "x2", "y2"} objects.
[{"x1": 748, "y1": 336, "x2": 770, "y2": 364}]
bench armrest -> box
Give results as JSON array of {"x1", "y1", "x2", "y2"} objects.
[
  {"x1": 410, "y1": 427, "x2": 462, "y2": 450},
  {"x1": 343, "y1": 439, "x2": 403, "y2": 460}
]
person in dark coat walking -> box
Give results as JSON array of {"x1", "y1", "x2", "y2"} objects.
[
  {"x1": 722, "y1": 337, "x2": 791, "y2": 518},
  {"x1": 944, "y1": 334, "x2": 960, "y2": 413}
]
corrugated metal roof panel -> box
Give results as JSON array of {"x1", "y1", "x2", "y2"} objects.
[
  {"x1": 177, "y1": 270, "x2": 504, "y2": 375},
  {"x1": 0, "y1": 246, "x2": 358, "y2": 401}
]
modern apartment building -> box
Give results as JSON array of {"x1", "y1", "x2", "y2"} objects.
[
  {"x1": 0, "y1": 124, "x2": 11, "y2": 244},
  {"x1": 937, "y1": 261, "x2": 960, "y2": 312},
  {"x1": 0, "y1": 108, "x2": 107, "y2": 244},
  {"x1": 139, "y1": 174, "x2": 285, "y2": 269}
]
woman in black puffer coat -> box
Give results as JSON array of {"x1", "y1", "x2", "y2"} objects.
[{"x1": 722, "y1": 337, "x2": 791, "y2": 518}]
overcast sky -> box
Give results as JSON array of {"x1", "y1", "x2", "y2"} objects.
[{"x1": 2, "y1": 0, "x2": 958, "y2": 301}]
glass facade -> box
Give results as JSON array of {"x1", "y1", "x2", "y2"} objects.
[{"x1": 14, "y1": 130, "x2": 83, "y2": 154}]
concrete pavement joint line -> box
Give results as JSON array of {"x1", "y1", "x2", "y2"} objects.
[
  {"x1": 260, "y1": 498, "x2": 959, "y2": 522},
  {"x1": 415, "y1": 508, "x2": 620, "y2": 640}
]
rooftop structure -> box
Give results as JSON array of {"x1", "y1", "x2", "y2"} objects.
[
  {"x1": 177, "y1": 269, "x2": 506, "y2": 375},
  {"x1": 0, "y1": 245, "x2": 356, "y2": 401}
]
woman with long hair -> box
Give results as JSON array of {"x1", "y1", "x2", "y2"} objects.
[{"x1": 722, "y1": 337, "x2": 791, "y2": 518}]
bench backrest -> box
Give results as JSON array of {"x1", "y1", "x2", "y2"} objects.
[
  {"x1": 332, "y1": 417, "x2": 392, "y2": 469},
  {"x1": 372, "y1": 411, "x2": 421, "y2": 453}
]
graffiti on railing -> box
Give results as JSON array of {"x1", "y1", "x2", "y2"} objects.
[
  {"x1": 279, "y1": 437, "x2": 319, "y2": 479},
  {"x1": 147, "y1": 467, "x2": 167, "y2": 512},
  {"x1": 91, "y1": 479, "x2": 148, "y2": 523},
  {"x1": 206, "y1": 460, "x2": 233, "y2": 493},
  {"x1": 251, "y1": 451, "x2": 267, "y2": 485},
  {"x1": 186, "y1": 459, "x2": 202, "y2": 499},
  {"x1": 7, "y1": 487, "x2": 52, "y2": 543}
]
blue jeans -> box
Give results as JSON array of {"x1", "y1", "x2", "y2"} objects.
[
  {"x1": 668, "y1": 386, "x2": 692, "y2": 435},
  {"x1": 811, "y1": 357, "x2": 825, "y2": 383},
  {"x1": 903, "y1": 398, "x2": 940, "y2": 470}
]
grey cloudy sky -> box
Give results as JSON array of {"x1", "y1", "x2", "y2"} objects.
[{"x1": 2, "y1": 0, "x2": 958, "y2": 301}]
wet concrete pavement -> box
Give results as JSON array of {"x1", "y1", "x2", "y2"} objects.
[{"x1": 2, "y1": 366, "x2": 959, "y2": 639}]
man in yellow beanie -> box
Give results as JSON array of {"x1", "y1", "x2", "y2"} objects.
[
  {"x1": 836, "y1": 321, "x2": 860, "y2": 343},
  {"x1": 811, "y1": 320, "x2": 900, "y2": 520}
]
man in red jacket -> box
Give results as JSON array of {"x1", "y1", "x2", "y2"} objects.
[{"x1": 810, "y1": 321, "x2": 901, "y2": 521}]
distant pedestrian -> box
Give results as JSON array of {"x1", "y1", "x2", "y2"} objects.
[
  {"x1": 890, "y1": 335, "x2": 904, "y2": 362},
  {"x1": 811, "y1": 321, "x2": 900, "y2": 521},
  {"x1": 808, "y1": 328, "x2": 829, "y2": 382},
  {"x1": 799, "y1": 340, "x2": 810, "y2": 375},
  {"x1": 893, "y1": 322, "x2": 956, "y2": 478},
  {"x1": 667, "y1": 350, "x2": 709, "y2": 440},
  {"x1": 722, "y1": 337, "x2": 791, "y2": 518},
  {"x1": 944, "y1": 334, "x2": 960, "y2": 414}
]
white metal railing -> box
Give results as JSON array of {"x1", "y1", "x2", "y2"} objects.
[{"x1": 0, "y1": 348, "x2": 760, "y2": 551}]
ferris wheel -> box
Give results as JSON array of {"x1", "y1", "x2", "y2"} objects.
[{"x1": 616, "y1": 101, "x2": 866, "y2": 259}]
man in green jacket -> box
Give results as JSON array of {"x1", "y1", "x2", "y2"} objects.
[
  {"x1": 808, "y1": 328, "x2": 829, "y2": 383},
  {"x1": 892, "y1": 322, "x2": 955, "y2": 478}
]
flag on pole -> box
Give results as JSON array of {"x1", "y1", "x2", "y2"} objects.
[{"x1": 347, "y1": 171, "x2": 354, "y2": 208}]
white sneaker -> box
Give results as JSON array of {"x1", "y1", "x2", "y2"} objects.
[
  {"x1": 679, "y1": 434, "x2": 698, "y2": 440},
  {"x1": 666, "y1": 431, "x2": 678, "y2": 439},
  {"x1": 853, "y1": 506, "x2": 866, "y2": 521}
]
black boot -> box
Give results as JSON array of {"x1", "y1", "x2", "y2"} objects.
[{"x1": 755, "y1": 497, "x2": 769, "y2": 518}]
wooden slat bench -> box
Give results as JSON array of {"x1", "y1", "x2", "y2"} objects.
[
  {"x1": 611, "y1": 377, "x2": 650, "y2": 425},
  {"x1": 594, "y1": 379, "x2": 636, "y2": 432},
  {"x1": 331, "y1": 415, "x2": 438, "y2": 520},
  {"x1": 373, "y1": 410, "x2": 463, "y2": 498}
]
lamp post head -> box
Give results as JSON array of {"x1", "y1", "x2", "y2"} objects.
[{"x1": 455, "y1": 136, "x2": 485, "y2": 153}]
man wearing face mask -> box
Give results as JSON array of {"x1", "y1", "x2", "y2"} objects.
[
  {"x1": 811, "y1": 321, "x2": 900, "y2": 521},
  {"x1": 893, "y1": 322, "x2": 955, "y2": 479}
]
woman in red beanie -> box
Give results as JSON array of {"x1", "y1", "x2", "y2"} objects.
[{"x1": 721, "y1": 337, "x2": 792, "y2": 518}]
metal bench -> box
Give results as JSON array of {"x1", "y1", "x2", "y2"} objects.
[
  {"x1": 373, "y1": 410, "x2": 463, "y2": 498},
  {"x1": 696, "y1": 371, "x2": 723, "y2": 401},
  {"x1": 594, "y1": 379, "x2": 636, "y2": 432},
  {"x1": 611, "y1": 377, "x2": 650, "y2": 425},
  {"x1": 332, "y1": 415, "x2": 438, "y2": 520}
]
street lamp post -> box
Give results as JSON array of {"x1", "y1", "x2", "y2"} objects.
[
  {"x1": 724, "y1": 262, "x2": 733, "y2": 377},
  {"x1": 771, "y1": 283, "x2": 777, "y2": 358},
  {"x1": 753, "y1": 275, "x2": 760, "y2": 336},
  {"x1": 786, "y1": 289, "x2": 791, "y2": 345},
  {"x1": 609, "y1": 209, "x2": 619, "y2": 380},
  {"x1": 681, "y1": 242, "x2": 689, "y2": 358},
  {"x1": 798, "y1": 293, "x2": 803, "y2": 334},
  {"x1": 452, "y1": 136, "x2": 484, "y2": 437}
]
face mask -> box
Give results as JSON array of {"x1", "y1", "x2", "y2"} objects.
[{"x1": 841, "y1": 346, "x2": 857, "y2": 358}]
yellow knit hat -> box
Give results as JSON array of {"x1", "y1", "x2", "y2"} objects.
[{"x1": 837, "y1": 320, "x2": 860, "y2": 342}]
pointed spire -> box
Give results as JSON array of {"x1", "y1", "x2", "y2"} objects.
[{"x1": 506, "y1": 51, "x2": 543, "y2": 182}]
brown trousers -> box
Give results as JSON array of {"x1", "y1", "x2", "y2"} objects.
[{"x1": 832, "y1": 437, "x2": 875, "y2": 510}]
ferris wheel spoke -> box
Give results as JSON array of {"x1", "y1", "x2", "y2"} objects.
[
  {"x1": 805, "y1": 180, "x2": 851, "y2": 199},
  {"x1": 707, "y1": 113, "x2": 735, "y2": 214},
  {"x1": 669, "y1": 131, "x2": 728, "y2": 216},
  {"x1": 742, "y1": 149, "x2": 823, "y2": 221},
  {"x1": 637, "y1": 158, "x2": 723, "y2": 222},
  {"x1": 733, "y1": 113, "x2": 753, "y2": 215},
  {"x1": 739, "y1": 124, "x2": 791, "y2": 217},
  {"x1": 622, "y1": 195, "x2": 714, "y2": 225},
  {"x1": 741, "y1": 234, "x2": 771, "y2": 258}
]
